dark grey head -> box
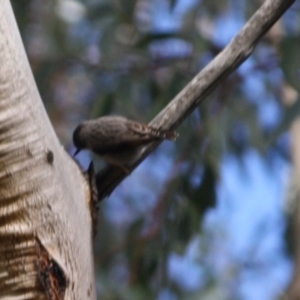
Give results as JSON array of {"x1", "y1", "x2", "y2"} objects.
[{"x1": 73, "y1": 124, "x2": 86, "y2": 156}]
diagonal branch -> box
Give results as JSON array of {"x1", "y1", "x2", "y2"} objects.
[{"x1": 96, "y1": 0, "x2": 295, "y2": 200}]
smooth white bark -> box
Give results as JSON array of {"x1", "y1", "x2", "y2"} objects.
[{"x1": 0, "y1": 1, "x2": 96, "y2": 299}]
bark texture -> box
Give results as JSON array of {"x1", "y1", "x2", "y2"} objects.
[{"x1": 0, "y1": 1, "x2": 96, "y2": 299}]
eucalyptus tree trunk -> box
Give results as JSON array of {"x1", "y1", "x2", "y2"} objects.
[{"x1": 0, "y1": 1, "x2": 96, "y2": 299}]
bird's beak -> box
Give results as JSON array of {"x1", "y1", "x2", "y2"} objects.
[{"x1": 73, "y1": 148, "x2": 81, "y2": 157}]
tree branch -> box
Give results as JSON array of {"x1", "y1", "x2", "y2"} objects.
[{"x1": 96, "y1": 0, "x2": 295, "y2": 200}]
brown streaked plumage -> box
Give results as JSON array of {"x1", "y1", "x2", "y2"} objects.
[{"x1": 73, "y1": 116, "x2": 178, "y2": 172}]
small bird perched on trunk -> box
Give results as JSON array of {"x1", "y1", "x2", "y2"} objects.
[{"x1": 73, "y1": 116, "x2": 178, "y2": 172}]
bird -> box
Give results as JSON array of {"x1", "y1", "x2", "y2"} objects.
[{"x1": 73, "y1": 115, "x2": 178, "y2": 172}]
